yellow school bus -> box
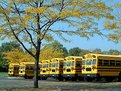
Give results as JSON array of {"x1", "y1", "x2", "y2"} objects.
[
  {"x1": 63, "y1": 56, "x2": 83, "y2": 81},
  {"x1": 8, "y1": 63, "x2": 19, "y2": 76},
  {"x1": 19, "y1": 62, "x2": 41, "y2": 79},
  {"x1": 49, "y1": 58, "x2": 64, "y2": 81},
  {"x1": 40, "y1": 60, "x2": 50, "y2": 80},
  {"x1": 82, "y1": 53, "x2": 121, "y2": 82}
]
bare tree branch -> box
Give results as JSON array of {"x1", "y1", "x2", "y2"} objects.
[{"x1": 12, "y1": 1, "x2": 37, "y2": 49}]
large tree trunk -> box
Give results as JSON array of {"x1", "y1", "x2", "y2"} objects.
[
  {"x1": 34, "y1": 56, "x2": 39, "y2": 88},
  {"x1": 34, "y1": 39, "x2": 41, "y2": 88},
  {"x1": 34, "y1": 45, "x2": 40, "y2": 88}
]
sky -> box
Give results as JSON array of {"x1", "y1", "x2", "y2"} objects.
[{"x1": 0, "y1": 0, "x2": 121, "y2": 51}]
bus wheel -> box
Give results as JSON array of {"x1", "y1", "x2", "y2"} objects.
[
  {"x1": 106, "y1": 77, "x2": 113, "y2": 82},
  {"x1": 58, "y1": 77, "x2": 63, "y2": 81},
  {"x1": 100, "y1": 77, "x2": 107, "y2": 82},
  {"x1": 78, "y1": 77, "x2": 84, "y2": 81},
  {"x1": 42, "y1": 77, "x2": 47, "y2": 80},
  {"x1": 24, "y1": 75, "x2": 28, "y2": 79},
  {"x1": 84, "y1": 77, "x2": 92, "y2": 82},
  {"x1": 92, "y1": 77, "x2": 100, "y2": 82},
  {"x1": 118, "y1": 72, "x2": 121, "y2": 82},
  {"x1": 71, "y1": 77, "x2": 77, "y2": 81},
  {"x1": 64, "y1": 78, "x2": 69, "y2": 81},
  {"x1": 113, "y1": 77, "x2": 119, "y2": 82}
]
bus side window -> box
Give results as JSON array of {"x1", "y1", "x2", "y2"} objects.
[
  {"x1": 110, "y1": 60, "x2": 115, "y2": 66},
  {"x1": 26, "y1": 66, "x2": 29, "y2": 70},
  {"x1": 98, "y1": 59, "x2": 103, "y2": 66},
  {"x1": 60, "y1": 62, "x2": 63, "y2": 68},
  {"x1": 116, "y1": 61, "x2": 121, "y2": 66},
  {"x1": 30, "y1": 66, "x2": 33, "y2": 70},
  {"x1": 76, "y1": 61, "x2": 81, "y2": 67},
  {"x1": 103, "y1": 60, "x2": 109, "y2": 66}
]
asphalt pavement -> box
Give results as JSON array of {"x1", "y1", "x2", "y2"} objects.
[{"x1": 0, "y1": 77, "x2": 121, "y2": 90}]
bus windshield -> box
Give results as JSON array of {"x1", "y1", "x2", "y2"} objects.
[
  {"x1": 86, "y1": 60, "x2": 92, "y2": 65},
  {"x1": 86, "y1": 59, "x2": 96, "y2": 65},
  {"x1": 42, "y1": 64, "x2": 48, "y2": 68},
  {"x1": 82, "y1": 60, "x2": 85, "y2": 65},
  {"x1": 20, "y1": 66, "x2": 25, "y2": 69},
  {"x1": 64, "y1": 61, "x2": 74, "y2": 66},
  {"x1": 92, "y1": 59, "x2": 96, "y2": 65},
  {"x1": 51, "y1": 63, "x2": 58, "y2": 67}
]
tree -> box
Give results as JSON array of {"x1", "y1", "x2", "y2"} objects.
[
  {"x1": 0, "y1": 42, "x2": 20, "y2": 71},
  {"x1": 44, "y1": 41, "x2": 68, "y2": 57},
  {"x1": 103, "y1": 2, "x2": 121, "y2": 42},
  {"x1": 0, "y1": 42, "x2": 20, "y2": 52},
  {"x1": 69, "y1": 47, "x2": 81, "y2": 56},
  {"x1": 4, "y1": 48, "x2": 34, "y2": 64},
  {"x1": 40, "y1": 47, "x2": 64, "y2": 60},
  {"x1": 80, "y1": 49, "x2": 91, "y2": 56},
  {"x1": 0, "y1": 0, "x2": 114, "y2": 88},
  {"x1": 108, "y1": 49, "x2": 120, "y2": 55},
  {"x1": 92, "y1": 48, "x2": 102, "y2": 54}
]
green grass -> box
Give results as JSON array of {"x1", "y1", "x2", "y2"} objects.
[{"x1": 0, "y1": 72, "x2": 8, "y2": 78}]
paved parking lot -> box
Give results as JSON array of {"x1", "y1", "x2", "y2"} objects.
[{"x1": 1, "y1": 77, "x2": 121, "y2": 90}]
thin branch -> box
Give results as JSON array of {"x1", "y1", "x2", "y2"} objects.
[
  {"x1": 0, "y1": 5, "x2": 35, "y2": 58},
  {"x1": 12, "y1": 1, "x2": 37, "y2": 49}
]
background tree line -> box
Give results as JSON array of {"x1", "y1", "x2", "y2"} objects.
[{"x1": 0, "y1": 41, "x2": 121, "y2": 72}]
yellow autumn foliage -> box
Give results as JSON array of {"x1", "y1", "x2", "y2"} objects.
[
  {"x1": 4, "y1": 48, "x2": 34, "y2": 64},
  {"x1": 25, "y1": 7, "x2": 46, "y2": 14},
  {"x1": 40, "y1": 47, "x2": 64, "y2": 61},
  {"x1": 0, "y1": 8, "x2": 4, "y2": 14}
]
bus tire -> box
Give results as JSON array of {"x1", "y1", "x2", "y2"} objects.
[
  {"x1": 42, "y1": 77, "x2": 47, "y2": 80},
  {"x1": 84, "y1": 77, "x2": 92, "y2": 82},
  {"x1": 24, "y1": 75, "x2": 28, "y2": 79},
  {"x1": 71, "y1": 77, "x2": 77, "y2": 81},
  {"x1": 58, "y1": 77, "x2": 63, "y2": 81},
  {"x1": 118, "y1": 72, "x2": 121, "y2": 82}
]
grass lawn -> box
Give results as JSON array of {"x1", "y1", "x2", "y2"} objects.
[{"x1": 0, "y1": 72, "x2": 8, "y2": 78}]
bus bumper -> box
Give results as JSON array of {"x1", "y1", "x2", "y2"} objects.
[
  {"x1": 82, "y1": 74, "x2": 100, "y2": 77},
  {"x1": 40, "y1": 75, "x2": 49, "y2": 78},
  {"x1": 63, "y1": 74, "x2": 76, "y2": 78}
]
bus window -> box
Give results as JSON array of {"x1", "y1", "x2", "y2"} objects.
[
  {"x1": 76, "y1": 61, "x2": 81, "y2": 67},
  {"x1": 14, "y1": 67, "x2": 19, "y2": 70},
  {"x1": 72, "y1": 61, "x2": 74, "y2": 66},
  {"x1": 110, "y1": 60, "x2": 115, "y2": 66},
  {"x1": 116, "y1": 61, "x2": 121, "y2": 66},
  {"x1": 9, "y1": 67, "x2": 13, "y2": 70},
  {"x1": 51, "y1": 63, "x2": 58, "y2": 67},
  {"x1": 42, "y1": 64, "x2": 48, "y2": 68},
  {"x1": 60, "y1": 62, "x2": 63, "y2": 68},
  {"x1": 26, "y1": 66, "x2": 29, "y2": 70},
  {"x1": 64, "y1": 62, "x2": 66, "y2": 67},
  {"x1": 66, "y1": 62, "x2": 71, "y2": 66},
  {"x1": 98, "y1": 59, "x2": 103, "y2": 66},
  {"x1": 103, "y1": 60, "x2": 109, "y2": 66},
  {"x1": 92, "y1": 59, "x2": 96, "y2": 65},
  {"x1": 82, "y1": 60, "x2": 85, "y2": 65},
  {"x1": 86, "y1": 60, "x2": 92, "y2": 65},
  {"x1": 30, "y1": 66, "x2": 33, "y2": 70}
]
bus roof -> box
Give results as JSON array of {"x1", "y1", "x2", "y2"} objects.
[
  {"x1": 20, "y1": 62, "x2": 41, "y2": 65},
  {"x1": 9, "y1": 63, "x2": 19, "y2": 66},
  {"x1": 84, "y1": 53, "x2": 121, "y2": 59},
  {"x1": 40, "y1": 60, "x2": 50, "y2": 63},
  {"x1": 65, "y1": 56, "x2": 82, "y2": 60},
  {"x1": 50, "y1": 58, "x2": 64, "y2": 62}
]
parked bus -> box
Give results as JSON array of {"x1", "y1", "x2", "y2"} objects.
[
  {"x1": 8, "y1": 63, "x2": 19, "y2": 76},
  {"x1": 82, "y1": 53, "x2": 121, "y2": 82},
  {"x1": 63, "y1": 56, "x2": 83, "y2": 81},
  {"x1": 49, "y1": 58, "x2": 64, "y2": 81},
  {"x1": 19, "y1": 62, "x2": 41, "y2": 79},
  {"x1": 40, "y1": 60, "x2": 50, "y2": 80}
]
